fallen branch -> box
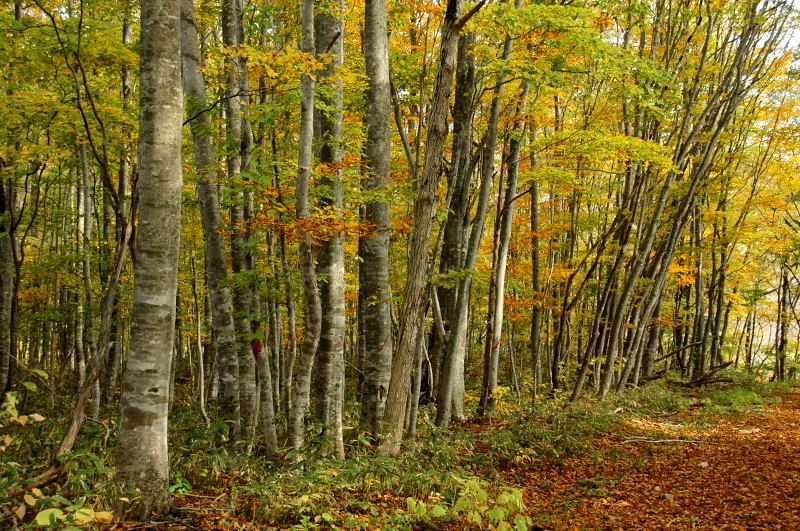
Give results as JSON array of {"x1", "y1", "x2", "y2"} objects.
[
  {"x1": 672, "y1": 362, "x2": 734, "y2": 388},
  {"x1": 638, "y1": 369, "x2": 667, "y2": 383},
  {"x1": 5, "y1": 217, "x2": 132, "y2": 498},
  {"x1": 621, "y1": 437, "x2": 725, "y2": 446},
  {"x1": 179, "y1": 493, "x2": 226, "y2": 500}
]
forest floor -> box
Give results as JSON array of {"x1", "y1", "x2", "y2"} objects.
[
  {"x1": 6, "y1": 379, "x2": 793, "y2": 530},
  {"x1": 510, "y1": 388, "x2": 800, "y2": 529},
  {"x1": 106, "y1": 382, "x2": 800, "y2": 530}
]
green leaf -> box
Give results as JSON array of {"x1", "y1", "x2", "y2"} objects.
[
  {"x1": 430, "y1": 504, "x2": 446, "y2": 518},
  {"x1": 486, "y1": 506, "x2": 507, "y2": 523},
  {"x1": 22, "y1": 381, "x2": 37, "y2": 392},
  {"x1": 34, "y1": 508, "x2": 64, "y2": 526},
  {"x1": 514, "y1": 514, "x2": 532, "y2": 530}
]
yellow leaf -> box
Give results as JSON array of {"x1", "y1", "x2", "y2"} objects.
[
  {"x1": 95, "y1": 511, "x2": 114, "y2": 524},
  {"x1": 29, "y1": 413, "x2": 45, "y2": 422},
  {"x1": 14, "y1": 505, "x2": 26, "y2": 520},
  {"x1": 23, "y1": 493, "x2": 36, "y2": 506},
  {"x1": 31, "y1": 488, "x2": 42, "y2": 497},
  {"x1": 73, "y1": 507, "x2": 94, "y2": 524}
]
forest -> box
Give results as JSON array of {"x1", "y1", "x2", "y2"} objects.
[{"x1": 2, "y1": 0, "x2": 800, "y2": 528}]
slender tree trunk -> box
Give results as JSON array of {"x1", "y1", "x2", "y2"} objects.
[
  {"x1": 279, "y1": 230, "x2": 298, "y2": 415},
  {"x1": 381, "y1": 0, "x2": 475, "y2": 454},
  {"x1": 359, "y1": 0, "x2": 394, "y2": 436},
  {"x1": 690, "y1": 204, "x2": 706, "y2": 379},
  {"x1": 287, "y1": 0, "x2": 321, "y2": 454},
  {"x1": 478, "y1": 45, "x2": 526, "y2": 415},
  {"x1": 191, "y1": 255, "x2": 210, "y2": 426},
  {"x1": 776, "y1": 265, "x2": 789, "y2": 382},
  {"x1": 530, "y1": 179, "x2": 542, "y2": 399},
  {"x1": 0, "y1": 178, "x2": 14, "y2": 399},
  {"x1": 313, "y1": 3, "x2": 346, "y2": 458},
  {"x1": 115, "y1": 0, "x2": 182, "y2": 517},
  {"x1": 78, "y1": 145, "x2": 100, "y2": 419},
  {"x1": 432, "y1": 32, "x2": 475, "y2": 405},
  {"x1": 180, "y1": 0, "x2": 242, "y2": 434},
  {"x1": 221, "y1": 0, "x2": 257, "y2": 443},
  {"x1": 102, "y1": 8, "x2": 132, "y2": 405}
]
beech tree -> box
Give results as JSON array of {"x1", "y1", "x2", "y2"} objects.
[
  {"x1": 359, "y1": 0, "x2": 394, "y2": 438},
  {"x1": 313, "y1": 0, "x2": 346, "y2": 458},
  {"x1": 180, "y1": 0, "x2": 242, "y2": 439},
  {"x1": 115, "y1": 0, "x2": 182, "y2": 518},
  {"x1": 287, "y1": 0, "x2": 321, "y2": 454}
]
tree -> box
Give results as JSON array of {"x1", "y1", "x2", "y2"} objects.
[
  {"x1": 115, "y1": 0, "x2": 182, "y2": 518},
  {"x1": 359, "y1": 0, "x2": 394, "y2": 439},
  {"x1": 287, "y1": 0, "x2": 321, "y2": 454},
  {"x1": 313, "y1": 0, "x2": 346, "y2": 458},
  {"x1": 380, "y1": 0, "x2": 483, "y2": 455},
  {"x1": 180, "y1": 0, "x2": 242, "y2": 441}
]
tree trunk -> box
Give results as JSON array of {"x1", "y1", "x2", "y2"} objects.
[
  {"x1": 359, "y1": 0, "x2": 394, "y2": 436},
  {"x1": 431, "y1": 32, "x2": 476, "y2": 406},
  {"x1": 530, "y1": 179, "x2": 542, "y2": 399},
  {"x1": 0, "y1": 176, "x2": 14, "y2": 398},
  {"x1": 115, "y1": 0, "x2": 182, "y2": 518},
  {"x1": 222, "y1": 0, "x2": 257, "y2": 443},
  {"x1": 776, "y1": 265, "x2": 789, "y2": 382},
  {"x1": 380, "y1": 0, "x2": 472, "y2": 454},
  {"x1": 313, "y1": 4, "x2": 346, "y2": 458},
  {"x1": 478, "y1": 35, "x2": 526, "y2": 415},
  {"x1": 78, "y1": 144, "x2": 100, "y2": 419},
  {"x1": 180, "y1": 0, "x2": 242, "y2": 434},
  {"x1": 287, "y1": 0, "x2": 321, "y2": 455}
]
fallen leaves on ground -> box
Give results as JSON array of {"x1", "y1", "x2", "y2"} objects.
[
  {"x1": 111, "y1": 389, "x2": 800, "y2": 529},
  {"x1": 512, "y1": 389, "x2": 800, "y2": 529}
]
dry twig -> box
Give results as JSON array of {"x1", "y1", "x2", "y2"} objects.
[{"x1": 620, "y1": 437, "x2": 725, "y2": 446}]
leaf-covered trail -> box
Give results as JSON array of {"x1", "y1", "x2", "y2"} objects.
[{"x1": 512, "y1": 390, "x2": 800, "y2": 529}]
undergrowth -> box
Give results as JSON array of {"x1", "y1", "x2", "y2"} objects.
[{"x1": 2, "y1": 369, "x2": 797, "y2": 529}]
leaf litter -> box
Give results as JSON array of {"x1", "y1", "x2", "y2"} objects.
[{"x1": 110, "y1": 389, "x2": 800, "y2": 529}]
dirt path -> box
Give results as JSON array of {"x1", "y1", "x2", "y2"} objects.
[{"x1": 514, "y1": 390, "x2": 800, "y2": 529}]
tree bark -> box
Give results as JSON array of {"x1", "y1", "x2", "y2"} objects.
[
  {"x1": 180, "y1": 0, "x2": 242, "y2": 434},
  {"x1": 477, "y1": 23, "x2": 525, "y2": 415},
  {"x1": 380, "y1": 0, "x2": 473, "y2": 455},
  {"x1": 0, "y1": 178, "x2": 14, "y2": 399},
  {"x1": 287, "y1": 0, "x2": 321, "y2": 455},
  {"x1": 222, "y1": 0, "x2": 257, "y2": 443},
  {"x1": 359, "y1": 0, "x2": 394, "y2": 436},
  {"x1": 115, "y1": 0, "x2": 182, "y2": 518},
  {"x1": 313, "y1": 3, "x2": 345, "y2": 458}
]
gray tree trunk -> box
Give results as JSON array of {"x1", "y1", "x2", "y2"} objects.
[
  {"x1": 380, "y1": 0, "x2": 473, "y2": 454},
  {"x1": 359, "y1": 0, "x2": 393, "y2": 436},
  {"x1": 115, "y1": 0, "x2": 182, "y2": 518},
  {"x1": 0, "y1": 178, "x2": 13, "y2": 399},
  {"x1": 479, "y1": 72, "x2": 527, "y2": 416},
  {"x1": 287, "y1": 0, "x2": 321, "y2": 455},
  {"x1": 433, "y1": 33, "x2": 475, "y2": 421},
  {"x1": 529, "y1": 179, "x2": 542, "y2": 398},
  {"x1": 102, "y1": 11, "x2": 132, "y2": 406},
  {"x1": 180, "y1": 0, "x2": 241, "y2": 434},
  {"x1": 222, "y1": 0, "x2": 257, "y2": 442},
  {"x1": 313, "y1": 4, "x2": 346, "y2": 458},
  {"x1": 79, "y1": 145, "x2": 100, "y2": 420}
]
